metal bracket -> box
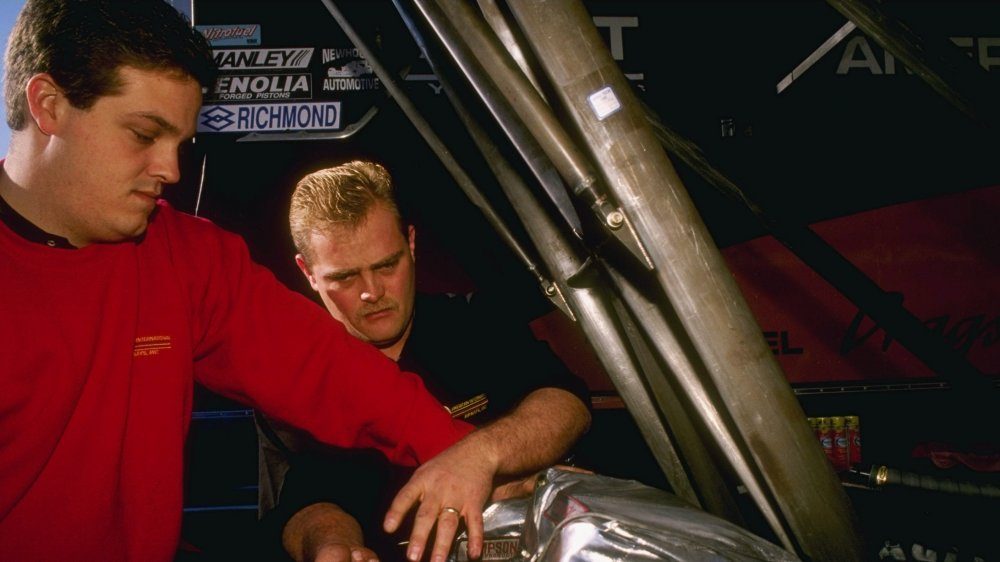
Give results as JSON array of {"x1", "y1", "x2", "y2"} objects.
[
  {"x1": 540, "y1": 279, "x2": 575, "y2": 322},
  {"x1": 590, "y1": 194, "x2": 654, "y2": 271}
]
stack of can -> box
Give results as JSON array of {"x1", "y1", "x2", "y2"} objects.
[{"x1": 807, "y1": 415, "x2": 862, "y2": 472}]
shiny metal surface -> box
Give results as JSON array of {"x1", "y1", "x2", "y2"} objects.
[
  {"x1": 451, "y1": 468, "x2": 800, "y2": 562},
  {"x1": 529, "y1": 469, "x2": 801, "y2": 562}
]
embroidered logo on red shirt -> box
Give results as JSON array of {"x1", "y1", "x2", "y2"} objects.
[{"x1": 134, "y1": 335, "x2": 172, "y2": 357}]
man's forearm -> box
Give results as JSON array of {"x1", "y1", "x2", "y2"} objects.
[{"x1": 475, "y1": 387, "x2": 591, "y2": 478}]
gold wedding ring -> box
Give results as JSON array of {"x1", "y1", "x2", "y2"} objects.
[{"x1": 440, "y1": 506, "x2": 461, "y2": 518}]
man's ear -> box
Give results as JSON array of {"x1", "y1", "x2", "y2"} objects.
[
  {"x1": 294, "y1": 254, "x2": 319, "y2": 291},
  {"x1": 24, "y1": 73, "x2": 63, "y2": 136}
]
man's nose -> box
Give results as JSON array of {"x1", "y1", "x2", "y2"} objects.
[
  {"x1": 148, "y1": 144, "x2": 182, "y2": 184},
  {"x1": 359, "y1": 275, "x2": 385, "y2": 303}
]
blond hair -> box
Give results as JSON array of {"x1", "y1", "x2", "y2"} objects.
[{"x1": 289, "y1": 160, "x2": 402, "y2": 265}]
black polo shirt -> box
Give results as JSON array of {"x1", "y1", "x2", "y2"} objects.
[{"x1": 257, "y1": 292, "x2": 589, "y2": 561}]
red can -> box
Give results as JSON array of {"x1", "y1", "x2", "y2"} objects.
[
  {"x1": 830, "y1": 416, "x2": 850, "y2": 472},
  {"x1": 845, "y1": 415, "x2": 862, "y2": 466},
  {"x1": 816, "y1": 417, "x2": 835, "y2": 464}
]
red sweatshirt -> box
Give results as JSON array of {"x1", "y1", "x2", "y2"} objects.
[{"x1": 0, "y1": 201, "x2": 472, "y2": 561}]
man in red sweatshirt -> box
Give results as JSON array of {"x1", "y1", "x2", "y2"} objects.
[{"x1": 0, "y1": 2, "x2": 504, "y2": 561}]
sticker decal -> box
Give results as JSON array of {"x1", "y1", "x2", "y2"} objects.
[
  {"x1": 213, "y1": 48, "x2": 314, "y2": 70},
  {"x1": 198, "y1": 102, "x2": 341, "y2": 133},
  {"x1": 208, "y1": 73, "x2": 312, "y2": 102},
  {"x1": 587, "y1": 85, "x2": 621, "y2": 121},
  {"x1": 321, "y1": 47, "x2": 381, "y2": 92},
  {"x1": 456, "y1": 538, "x2": 520, "y2": 561},
  {"x1": 196, "y1": 24, "x2": 261, "y2": 47}
]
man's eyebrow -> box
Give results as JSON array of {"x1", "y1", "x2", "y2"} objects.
[
  {"x1": 372, "y1": 250, "x2": 405, "y2": 268},
  {"x1": 132, "y1": 112, "x2": 181, "y2": 134},
  {"x1": 322, "y1": 267, "x2": 360, "y2": 281},
  {"x1": 322, "y1": 250, "x2": 405, "y2": 280}
]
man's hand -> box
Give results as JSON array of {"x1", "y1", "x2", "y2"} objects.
[
  {"x1": 385, "y1": 388, "x2": 590, "y2": 562},
  {"x1": 383, "y1": 434, "x2": 499, "y2": 562},
  {"x1": 283, "y1": 502, "x2": 379, "y2": 562}
]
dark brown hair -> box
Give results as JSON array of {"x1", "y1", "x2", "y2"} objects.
[{"x1": 4, "y1": 0, "x2": 216, "y2": 130}]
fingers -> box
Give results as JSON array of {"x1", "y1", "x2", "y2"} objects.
[
  {"x1": 427, "y1": 507, "x2": 462, "y2": 562},
  {"x1": 402, "y1": 499, "x2": 441, "y2": 562},
  {"x1": 384, "y1": 481, "x2": 421, "y2": 534},
  {"x1": 401, "y1": 505, "x2": 473, "y2": 562},
  {"x1": 463, "y1": 508, "x2": 483, "y2": 561},
  {"x1": 384, "y1": 441, "x2": 495, "y2": 560}
]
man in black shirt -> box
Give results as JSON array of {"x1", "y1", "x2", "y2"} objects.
[{"x1": 258, "y1": 160, "x2": 591, "y2": 562}]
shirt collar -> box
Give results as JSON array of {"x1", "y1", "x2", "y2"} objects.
[{"x1": 0, "y1": 191, "x2": 76, "y2": 249}]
